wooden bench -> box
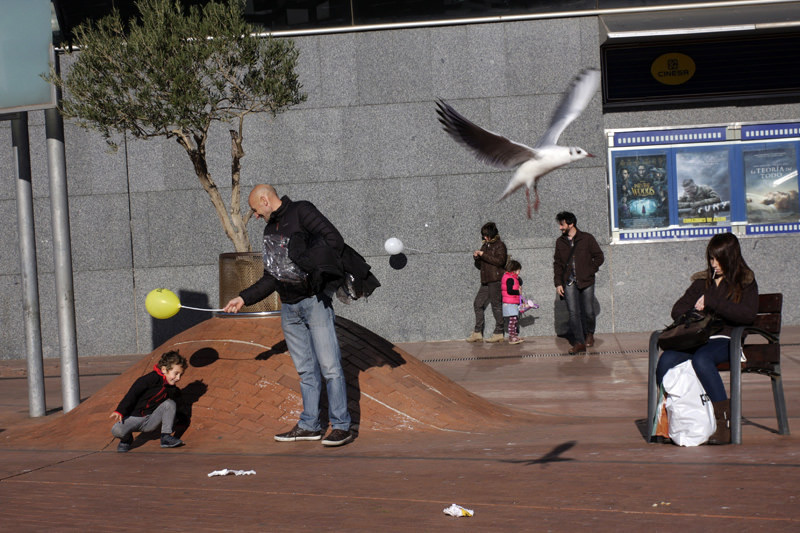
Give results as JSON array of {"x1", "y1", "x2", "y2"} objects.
[{"x1": 647, "y1": 293, "x2": 790, "y2": 444}]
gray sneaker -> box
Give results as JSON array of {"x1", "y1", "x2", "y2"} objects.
[
  {"x1": 322, "y1": 429, "x2": 354, "y2": 447},
  {"x1": 160, "y1": 434, "x2": 184, "y2": 448},
  {"x1": 117, "y1": 434, "x2": 133, "y2": 453},
  {"x1": 274, "y1": 424, "x2": 322, "y2": 442}
]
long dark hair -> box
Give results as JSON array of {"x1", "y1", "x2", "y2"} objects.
[{"x1": 705, "y1": 233, "x2": 751, "y2": 303}]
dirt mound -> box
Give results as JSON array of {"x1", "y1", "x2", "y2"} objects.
[{"x1": 1, "y1": 316, "x2": 528, "y2": 452}]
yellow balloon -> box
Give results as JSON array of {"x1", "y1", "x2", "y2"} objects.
[{"x1": 145, "y1": 288, "x2": 181, "y2": 319}]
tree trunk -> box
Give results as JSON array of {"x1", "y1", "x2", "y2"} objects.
[
  {"x1": 175, "y1": 133, "x2": 252, "y2": 252},
  {"x1": 229, "y1": 128, "x2": 251, "y2": 252}
]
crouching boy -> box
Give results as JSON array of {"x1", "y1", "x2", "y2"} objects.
[{"x1": 110, "y1": 350, "x2": 187, "y2": 452}]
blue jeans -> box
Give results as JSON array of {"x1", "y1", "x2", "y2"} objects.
[
  {"x1": 655, "y1": 338, "x2": 730, "y2": 401},
  {"x1": 280, "y1": 294, "x2": 351, "y2": 432},
  {"x1": 563, "y1": 282, "x2": 596, "y2": 345}
]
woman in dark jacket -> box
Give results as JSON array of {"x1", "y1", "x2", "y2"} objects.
[
  {"x1": 466, "y1": 222, "x2": 508, "y2": 343},
  {"x1": 656, "y1": 232, "x2": 758, "y2": 444}
]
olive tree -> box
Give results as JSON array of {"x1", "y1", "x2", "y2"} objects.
[{"x1": 50, "y1": 0, "x2": 306, "y2": 251}]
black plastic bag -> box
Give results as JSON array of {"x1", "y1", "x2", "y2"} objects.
[{"x1": 657, "y1": 310, "x2": 723, "y2": 352}]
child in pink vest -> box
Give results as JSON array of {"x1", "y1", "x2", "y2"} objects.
[{"x1": 501, "y1": 260, "x2": 524, "y2": 344}]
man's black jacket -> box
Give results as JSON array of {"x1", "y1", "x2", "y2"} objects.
[{"x1": 240, "y1": 196, "x2": 379, "y2": 305}]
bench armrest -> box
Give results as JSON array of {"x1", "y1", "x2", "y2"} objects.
[{"x1": 737, "y1": 325, "x2": 779, "y2": 344}]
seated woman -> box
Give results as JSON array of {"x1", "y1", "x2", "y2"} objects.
[{"x1": 655, "y1": 232, "x2": 758, "y2": 444}]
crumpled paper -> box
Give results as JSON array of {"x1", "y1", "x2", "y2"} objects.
[
  {"x1": 443, "y1": 503, "x2": 474, "y2": 517},
  {"x1": 207, "y1": 469, "x2": 256, "y2": 477}
]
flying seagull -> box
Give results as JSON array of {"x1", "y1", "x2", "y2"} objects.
[{"x1": 436, "y1": 69, "x2": 600, "y2": 218}]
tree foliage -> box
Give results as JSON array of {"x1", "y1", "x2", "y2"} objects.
[{"x1": 51, "y1": 0, "x2": 307, "y2": 251}]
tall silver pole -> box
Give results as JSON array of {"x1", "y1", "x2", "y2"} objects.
[
  {"x1": 45, "y1": 105, "x2": 80, "y2": 413},
  {"x1": 11, "y1": 112, "x2": 46, "y2": 417}
]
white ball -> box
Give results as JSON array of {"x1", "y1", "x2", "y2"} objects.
[{"x1": 384, "y1": 237, "x2": 404, "y2": 255}]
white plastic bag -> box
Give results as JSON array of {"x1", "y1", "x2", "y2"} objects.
[
  {"x1": 662, "y1": 360, "x2": 716, "y2": 446},
  {"x1": 443, "y1": 504, "x2": 474, "y2": 517}
]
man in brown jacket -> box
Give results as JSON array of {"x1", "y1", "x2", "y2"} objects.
[
  {"x1": 467, "y1": 222, "x2": 508, "y2": 343},
  {"x1": 553, "y1": 211, "x2": 604, "y2": 354}
]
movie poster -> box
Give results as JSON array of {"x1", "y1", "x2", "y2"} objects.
[
  {"x1": 743, "y1": 144, "x2": 800, "y2": 224},
  {"x1": 614, "y1": 154, "x2": 669, "y2": 229},
  {"x1": 675, "y1": 148, "x2": 731, "y2": 226}
]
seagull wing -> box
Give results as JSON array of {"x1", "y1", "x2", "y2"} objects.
[
  {"x1": 436, "y1": 100, "x2": 536, "y2": 169},
  {"x1": 535, "y1": 69, "x2": 600, "y2": 148}
]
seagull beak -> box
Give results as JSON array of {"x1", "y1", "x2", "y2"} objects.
[{"x1": 587, "y1": 153, "x2": 595, "y2": 157}]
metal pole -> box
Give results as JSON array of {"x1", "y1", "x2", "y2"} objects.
[
  {"x1": 11, "y1": 112, "x2": 46, "y2": 417},
  {"x1": 45, "y1": 105, "x2": 80, "y2": 413}
]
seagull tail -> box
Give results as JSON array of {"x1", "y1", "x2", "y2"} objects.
[{"x1": 499, "y1": 180, "x2": 524, "y2": 202}]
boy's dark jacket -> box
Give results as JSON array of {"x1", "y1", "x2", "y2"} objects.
[{"x1": 114, "y1": 365, "x2": 181, "y2": 418}]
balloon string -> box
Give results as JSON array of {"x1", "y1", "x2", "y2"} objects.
[{"x1": 180, "y1": 305, "x2": 225, "y2": 312}]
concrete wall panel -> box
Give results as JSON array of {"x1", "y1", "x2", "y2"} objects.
[{"x1": 1, "y1": 15, "x2": 799, "y2": 359}]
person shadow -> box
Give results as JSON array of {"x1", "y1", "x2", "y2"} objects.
[
  {"x1": 552, "y1": 293, "x2": 602, "y2": 346},
  {"x1": 255, "y1": 341, "x2": 288, "y2": 360},
  {"x1": 319, "y1": 317, "x2": 406, "y2": 439}
]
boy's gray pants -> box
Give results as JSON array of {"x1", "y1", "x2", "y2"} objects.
[{"x1": 111, "y1": 399, "x2": 176, "y2": 439}]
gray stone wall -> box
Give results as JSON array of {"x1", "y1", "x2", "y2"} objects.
[{"x1": 1, "y1": 15, "x2": 798, "y2": 359}]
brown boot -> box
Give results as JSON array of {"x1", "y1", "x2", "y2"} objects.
[
  {"x1": 707, "y1": 399, "x2": 731, "y2": 445},
  {"x1": 466, "y1": 332, "x2": 483, "y2": 343},
  {"x1": 568, "y1": 343, "x2": 586, "y2": 354},
  {"x1": 485, "y1": 333, "x2": 504, "y2": 343}
]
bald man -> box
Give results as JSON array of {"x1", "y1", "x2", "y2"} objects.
[{"x1": 224, "y1": 185, "x2": 353, "y2": 447}]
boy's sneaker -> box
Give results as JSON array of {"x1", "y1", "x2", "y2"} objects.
[
  {"x1": 322, "y1": 429, "x2": 354, "y2": 447},
  {"x1": 117, "y1": 434, "x2": 133, "y2": 453},
  {"x1": 160, "y1": 434, "x2": 184, "y2": 448},
  {"x1": 274, "y1": 424, "x2": 322, "y2": 442},
  {"x1": 508, "y1": 337, "x2": 524, "y2": 345}
]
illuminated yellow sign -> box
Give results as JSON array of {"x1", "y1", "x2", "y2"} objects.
[{"x1": 651, "y1": 53, "x2": 696, "y2": 85}]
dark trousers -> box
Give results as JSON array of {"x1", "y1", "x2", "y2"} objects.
[
  {"x1": 655, "y1": 338, "x2": 730, "y2": 401},
  {"x1": 474, "y1": 281, "x2": 504, "y2": 335}
]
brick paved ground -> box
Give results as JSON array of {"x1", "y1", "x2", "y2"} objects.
[{"x1": 0, "y1": 319, "x2": 798, "y2": 531}]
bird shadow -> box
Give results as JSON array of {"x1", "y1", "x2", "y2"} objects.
[{"x1": 500, "y1": 441, "x2": 577, "y2": 466}]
